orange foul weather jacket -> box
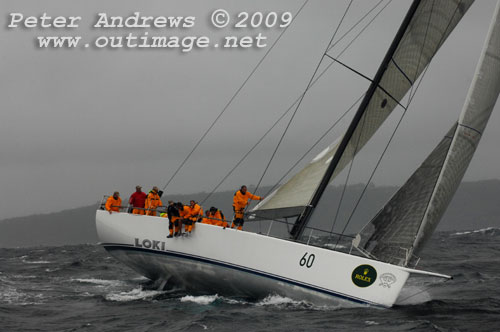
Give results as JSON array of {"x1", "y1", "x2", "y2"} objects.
[
  {"x1": 178, "y1": 205, "x2": 190, "y2": 219},
  {"x1": 233, "y1": 190, "x2": 261, "y2": 218},
  {"x1": 145, "y1": 192, "x2": 162, "y2": 216},
  {"x1": 186, "y1": 204, "x2": 203, "y2": 222},
  {"x1": 105, "y1": 196, "x2": 122, "y2": 212},
  {"x1": 202, "y1": 210, "x2": 227, "y2": 227}
]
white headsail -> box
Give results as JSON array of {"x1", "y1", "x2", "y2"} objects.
[
  {"x1": 252, "y1": 0, "x2": 474, "y2": 222},
  {"x1": 355, "y1": 0, "x2": 500, "y2": 267}
]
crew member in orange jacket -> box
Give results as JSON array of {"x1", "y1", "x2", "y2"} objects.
[
  {"x1": 177, "y1": 202, "x2": 190, "y2": 235},
  {"x1": 185, "y1": 200, "x2": 203, "y2": 233},
  {"x1": 129, "y1": 185, "x2": 147, "y2": 215},
  {"x1": 232, "y1": 185, "x2": 262, "y2": 230},
  {"x1": 202, "y1": 207, "x2": 227, "y2": 227},
  {"x1": 145, "y1": 186, "x2": 162, "y2": 216},
  {"x1": 105, "y1": 192, "x2": 122, "y2": 214}
]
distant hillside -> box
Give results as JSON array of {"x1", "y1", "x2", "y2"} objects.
[{"x1": 0, "y1": 180, "x2": 499, "y2": 248}]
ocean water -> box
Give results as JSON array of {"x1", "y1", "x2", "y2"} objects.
[{"x1": 0, "y1": 228, "x2": 499, "y2": 332}]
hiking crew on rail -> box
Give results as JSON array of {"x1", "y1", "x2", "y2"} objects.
[{"x1": 104, "y1": 184, "x2": 263, "y2": 235}]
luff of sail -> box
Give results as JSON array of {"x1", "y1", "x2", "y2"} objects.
[
  {"x1": 355, "y1": 0, "x2": 500, "y2": 267},
  {"x1": 252, "y1": 0, "x2": 474, "y2": 223}
]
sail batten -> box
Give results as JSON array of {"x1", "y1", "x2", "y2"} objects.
[
  {"x1": 355, "y1": 0, "x2": 500, "y2": 267},
  {"x1": 253, "y1": 0, "x2": 475, "y2": 238}
]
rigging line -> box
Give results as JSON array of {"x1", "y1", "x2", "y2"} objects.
[
  {"x1": 327, "y1": 0, "x2": 388, "y2": 53},
  {"x1": 201, "y1": 62, "x2": 356, "y2": 205},
  {"x1": 251, "y1": 0, "x2": 355, "y2": 199},
  {"x1": 203, "y1": 0, "x2": 391, "y2": 204},
  {"x1": 334, "y1": 103, "x2": 411, "y2": 250},
  {"x1": 331, "y1": 0, "x2": 393, "y2": 60},
  {"x1": 160, "y1": 0, "x2": 310, "y2": 192},
  {"x1": 327, "y1": 103, "x2": 368, "y2": 244},
  {"x1": 200, "y1": 99, "x2": 294, "y2": 205},
  {"x1": 262, "y1": 93, "x2": 365, "y2": 198},
  {"x1": 324, "y1": 53, "x2": 409, "y2": 110},
  {"x1": 324, "y1": 53, "x2": 373, "y2": 83}
]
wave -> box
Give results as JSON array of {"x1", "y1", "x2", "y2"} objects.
[
  {"x1": 451, "y1": 227, "x2": 499, "y2": 236},
  {"x1": 105, "y1": 287, "x2": 163, "y2": 302},
  {"x1": 22, "y1": 259, "x2": 51, "y2": 264},
  {"x1": 180, "y1": 294, "x2": 219, "y2": 305},
  {"x1": 0, "y1": 286, "x2": 45, "y2": 305},
  {"x1": 256, "y1": 294, "x2": 304, "y2": 306},
  {"x1": 255, "y1": 294, "x2": 340, "y2": 310},
  {"x1": 72, "y1": 278, "x2": 125, "y2": 287},
  {"x1": 364, "y1": 321, "x2": 380, "y2": 326}
]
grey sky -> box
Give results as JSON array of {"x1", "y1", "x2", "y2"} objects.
[{"x1": 1, "y1": 0, "x2": 499, "y2": 220}]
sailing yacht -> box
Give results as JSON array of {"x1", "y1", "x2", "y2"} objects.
[{"x1": 96, "y1": 0, "x2": 500, "y2": 307}]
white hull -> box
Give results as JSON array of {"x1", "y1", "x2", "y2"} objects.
[{"x1": 96, "y1": 210, "x2": 414, "y2": 307}]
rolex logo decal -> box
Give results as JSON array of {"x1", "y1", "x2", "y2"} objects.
[{"x1": 351, "y1": 265, "x2": 377, "y2": 288}]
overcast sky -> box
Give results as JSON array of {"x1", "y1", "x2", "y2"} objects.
[{"x1": 1, "y1": 0, "x2": 499, "y2": 220}]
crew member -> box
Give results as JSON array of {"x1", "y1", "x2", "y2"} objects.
[
  {"x1": 145, "y1": 186, "x2": 162, "y2": 216},
  {"x1": 201, "y1": 210, "x2": 213, "y2": 225},
  {"x1": 177, "y1": 202, "x2": 189, "y2": 235},
  {"x1": 232, "y1": 185, "x2": 262, "y2": 230},
  {"x1": 166, "y1": 201, "x2": 182, "y2": 238},
  {"x1": 129, "y1": 185, "x2": 147, "y2": 215},
  {"x1": 185, "y1": 200, "x2": 203, "y2": 234},
  {"x1": 202, "y1": 206, "x2": 227, "y2": 227},
  {"x1": 105, "y1": 192, "x2": 122, "y2": 214}
]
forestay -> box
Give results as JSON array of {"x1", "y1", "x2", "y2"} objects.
[
  {"x1": 355, "y1": 0, "x2": 500, "y2": 267},
  {"x1": 252, "y1": 0, "x2": 474, "y2": 222}
]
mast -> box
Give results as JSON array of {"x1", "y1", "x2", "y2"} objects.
[{"x1": 290, "y1": 0, "x2": 423, "y2": 240}]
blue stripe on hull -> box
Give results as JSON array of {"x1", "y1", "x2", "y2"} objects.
[{"x1": 102, "y1": 243, "x2": 386, "y2": 308}]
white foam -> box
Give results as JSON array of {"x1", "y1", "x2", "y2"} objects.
[
  {"x1": 365, "y1": 321, "x2": 379, "y2": 325},
  {"x1": 452, "y1": 227, "x2": 497, "y2": 236},
  {"x1": 257, "y1": 294, "x2": 303, "y2": 306},
  {"x1": 22, "y1": 260, "x2": 51, "y2": 264},
  {"x1": 105, "y1": 288, "x2": 162, "y2": 302},
  {"x1": 11, "y1": 274, "x2": 36, "y2": 279},
  {"x1": 180, "y1": 294, "x2": 218, "y2": 305},
  {"x1": 0, "y1": 287, "x2": 45, "y2": 305},
  {"x1": 72, "y1": 278, "x2": 125, "y2": 287},
  {"x1": 131, "y1": 276, "x2": 149, "y2": 281}
]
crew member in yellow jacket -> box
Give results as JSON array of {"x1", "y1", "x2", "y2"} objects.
[
  {"x1": 145, "y1": 186, "x2": 162, "y2": 216},
  {"x1": 232, "y1": 185, "x2": 262, "y2": 230},
  {"x1": 105, "y1": 192, "x2": 122, "y2": 214}
]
